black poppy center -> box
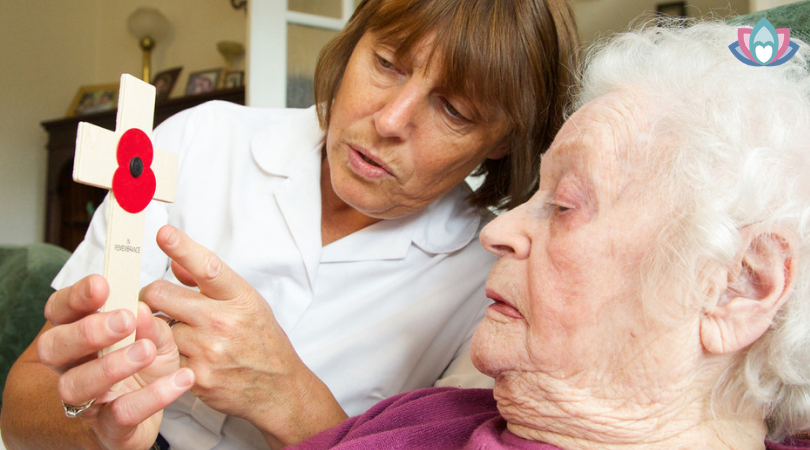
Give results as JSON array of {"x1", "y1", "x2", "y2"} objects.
[{"x1": 130, "y1": 157, "x2": 144, "y2": 178}]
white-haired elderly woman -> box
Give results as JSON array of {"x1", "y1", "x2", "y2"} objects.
[{"x1": 278, "y1": 21, "x2": 810, "y2": 450}]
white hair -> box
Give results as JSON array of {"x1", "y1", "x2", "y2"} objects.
[{"x1": 575, "y1": 21, "x2": 810, "y2": 440}]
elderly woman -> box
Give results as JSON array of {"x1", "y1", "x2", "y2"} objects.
[
  {"x1": 0, "y1": 0, "x2": 579, "y2": 449},
  {"x1": 280, "y1": 22, "x2": 810, "y2": 449}
]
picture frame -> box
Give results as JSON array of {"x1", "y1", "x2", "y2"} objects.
[
  {"x1": 185, "y1": 68, "x2": 222, "y2": 96},
  {"x1": 222, "y1": 70, "x2": 244, "y2": 89},
  {"x1": 656, "y1": 1, "x2": 687, "y2": 18},
  {"x1": 66, "y1": 83, "x2": 119, "y2": 117},
  {"x1": 152, "y1": 67, "x2": 182, "y2": 102}
]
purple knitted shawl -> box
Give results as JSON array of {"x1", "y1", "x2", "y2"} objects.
[{"x1": 289, "y1": 387, "x2": 810, "y2": 450}]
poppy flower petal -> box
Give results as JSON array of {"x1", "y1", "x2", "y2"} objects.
[
  {"x1": 113, "y1": 166, "x2": 156, "y2": 213},
  {"x1": 112, "y1": 128, "x2": 157, "y2": 214},
  {"x1": 117, "y1": 128, "x2": 153, "y2": 166}
]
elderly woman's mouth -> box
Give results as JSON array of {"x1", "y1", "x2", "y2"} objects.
[
  {"x1": 486, "y1": 289, "x2": 524, "y2": 319},
  {"x1": 488, "y1": 301, "x2": 524, "y2": 319}
]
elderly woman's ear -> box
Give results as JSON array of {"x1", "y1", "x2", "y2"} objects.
[{"x1": 700, "y1": 224, "x2": 798, "y2": 355}]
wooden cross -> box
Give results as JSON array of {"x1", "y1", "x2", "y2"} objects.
[{"x1": 73, "y1": 74, "x2": 177, "y2": 362}]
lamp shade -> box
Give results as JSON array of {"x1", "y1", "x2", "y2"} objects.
[{"x1": 127, "y1": 7, "x2": 169, "y2": 41}]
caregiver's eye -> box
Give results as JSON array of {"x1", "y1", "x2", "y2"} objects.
[
  {"x1": 442, "y1": 98, "x2": 470, "y2": 122},
  {"x1": 376, "y1": 54, "x2": 396, "y2": 71}
]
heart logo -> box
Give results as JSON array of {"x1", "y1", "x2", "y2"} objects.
[{"x1": 755, "y1": 44, "x2": 773, "y2": 64}]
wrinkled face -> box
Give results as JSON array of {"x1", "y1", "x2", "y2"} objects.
[
  {"x1": 472, "y1": 91, "x2": 703, "y2": 389},
  {"x1": 325, "y1": 31, "x2": 508, "y2": 219}
]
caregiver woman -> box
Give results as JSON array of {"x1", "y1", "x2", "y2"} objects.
[{"x1": 0, "y1": 0, "x2": 580, "y2": 449}]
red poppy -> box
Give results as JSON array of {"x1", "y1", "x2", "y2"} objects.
[{"x1": 112, "y1": 128, "x2": 156, "y2": 213}]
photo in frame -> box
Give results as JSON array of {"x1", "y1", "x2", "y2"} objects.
[
  {"x1": 222, "y1": 70, "x2": 244, "y2": 89},
  {"x1": 66, "y1": 83, "x2": 119, "y2": 117},
  {"x1": 185, "y1": 68, "x2": 222, "y2": 96},
  {"x1": 152, "y1": 67, "x2": 182, "y2": 102}
]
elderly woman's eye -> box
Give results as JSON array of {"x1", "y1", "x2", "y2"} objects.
[{"x1": 547, "y1": 202, "x2": 572, "y2": 213}]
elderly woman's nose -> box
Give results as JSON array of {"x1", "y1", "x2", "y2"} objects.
[
  {"x1": 479, "y1": 208, "x2": 531, "y2": 259},
  {"x1": 373, "y1": 85, "x2": 420, "y2": 139}
]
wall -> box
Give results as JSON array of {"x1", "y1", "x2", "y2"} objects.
[
  {"x1": 0, "y1": 1, "x2": 97, "y2": 246},
  {"x1": 0, "y1": 0, "x2": 246, "y2": 245},
  {"x1": 92, "y1": 1, "x2": 247, "y2": 90}
]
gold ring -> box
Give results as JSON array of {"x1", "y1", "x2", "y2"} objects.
[{"x1": 61, "y1": 398, "x2": 96, "y2": 418}]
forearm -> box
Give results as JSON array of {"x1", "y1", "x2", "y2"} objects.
[
  {"x1": 1, "y1": 339, "x2": 104, "y2": 450},
  {"x1": 255, "y1": 370, "x2": 349, "y2": 449}
]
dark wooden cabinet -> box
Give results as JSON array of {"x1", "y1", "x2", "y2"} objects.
[{"x1": 42, "y1": 87, "x2": 245, "y2": 251}]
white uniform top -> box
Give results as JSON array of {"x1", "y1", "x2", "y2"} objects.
[{"x1": 53, "y1": 102, "x2": 495, "y2": 450}]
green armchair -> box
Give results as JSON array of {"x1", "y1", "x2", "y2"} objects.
[{"x1": 0, "y1": 243, "x2": 71, "y2": 411}]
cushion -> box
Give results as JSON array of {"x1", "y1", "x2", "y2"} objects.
[{"x1": 0, "y1": 243, "x2": 70, "y2": 410}]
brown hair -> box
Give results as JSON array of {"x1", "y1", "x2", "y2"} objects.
[{"x1": 315, "y1": 0, "x2": 579, "y2": 210}]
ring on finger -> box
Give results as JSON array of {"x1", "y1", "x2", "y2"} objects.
[{"x1": 61, "y1": 398, "x2": 96, "y2": 418}]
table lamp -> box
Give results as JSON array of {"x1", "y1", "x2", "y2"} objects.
[{"x1": 127, "y1": 7, "x2": 170, "y2": 83}]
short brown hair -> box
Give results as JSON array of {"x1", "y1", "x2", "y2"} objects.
[{"x1": 315, "y1": 0, "x2": 579, "y2": 210}]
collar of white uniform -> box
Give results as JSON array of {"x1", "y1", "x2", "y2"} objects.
[
  {"x1": 250, "y1": 105, "x2": 325, "y2": 178},
  {"x1": 321, "y1": 183, "x2": 482, "y2": 262}
]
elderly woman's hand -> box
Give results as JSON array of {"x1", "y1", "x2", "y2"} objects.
[
  {"x1": 36, "y1": 275, "x2": 193, "y2": 450},
  {"x1": 141, "y1": 225, "x2": 348, "y2": 447}
]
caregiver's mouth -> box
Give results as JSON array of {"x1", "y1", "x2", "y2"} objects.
[
  {"x1": 360, "y1": 153, "x2": 382, "y2": 167},
  {"x1": 348, "y1": 145, "x2": 392, "y2": 179}
]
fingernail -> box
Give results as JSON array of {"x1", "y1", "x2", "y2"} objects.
[
  {"x1": 206, "y1": 257, "x2": 220, "y2": 278},
  {"x1": 127, "y1": 341, "x2": 148, "y2": 362},
  {"x1": 174, "y1": 369, "x2": 193, "y2": 388},
  {"x1": 83, "y1": 278, "x2": 93, "y2": 298},
  {"x1": 108, "y1": 310, "x2": 130, "y2": 334},
  {"x1": 165, "y1": 228, "x2": 177, "y2": 246}
]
